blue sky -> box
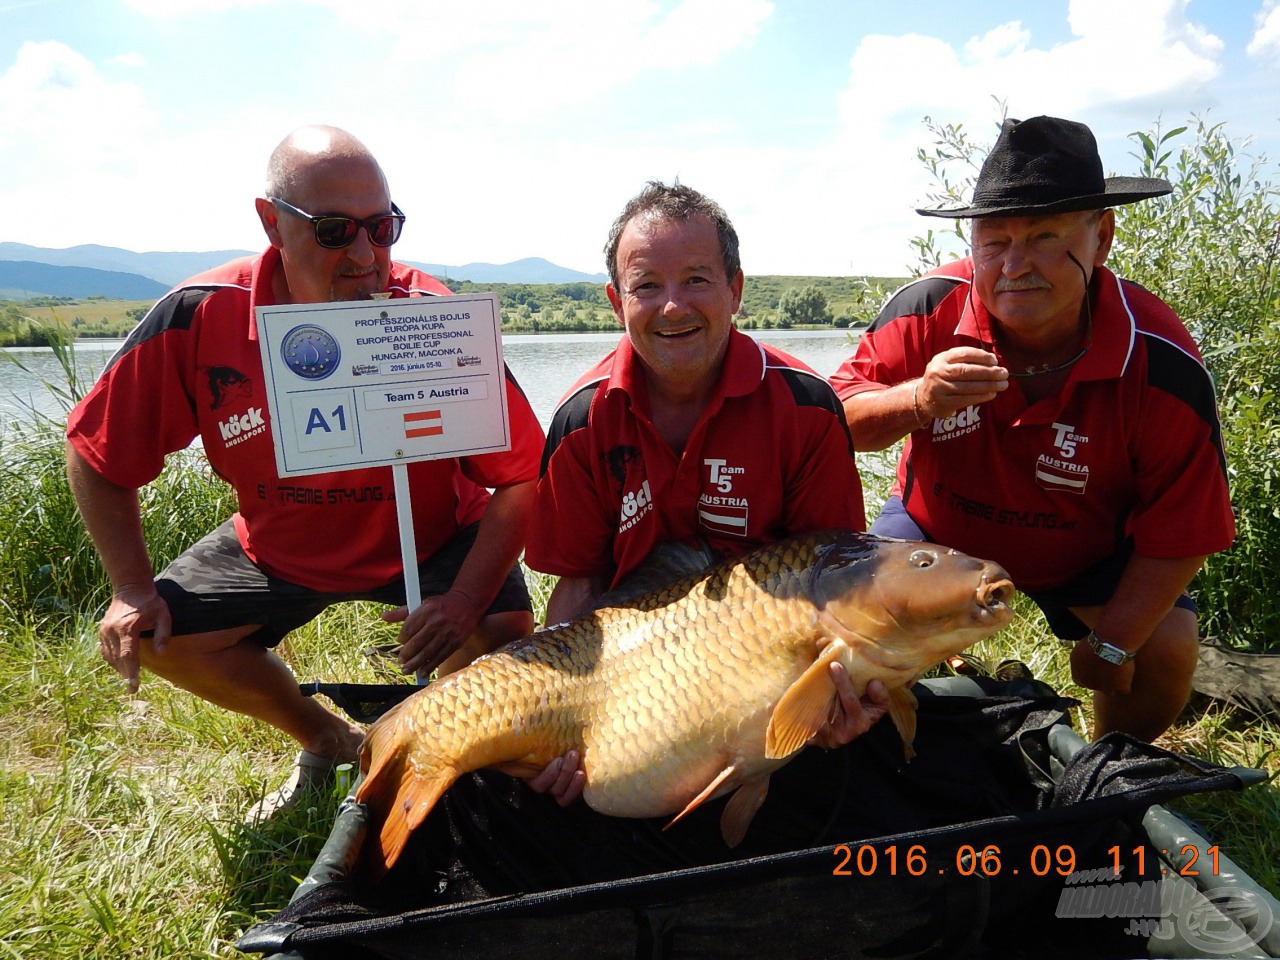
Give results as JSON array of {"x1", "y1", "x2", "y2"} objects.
[{"x1": 2, "y1": 0, "x2": 1278, "y2": 276}]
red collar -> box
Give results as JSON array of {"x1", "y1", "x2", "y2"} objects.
[
  {"x1": 246, "y1": 247, "x2": 283, "y2": 341},
  {"x1": 603, "y1": 326, "x2": 766, "y2": 412},
  {"x1": 955, "y1": 262, "x2": 1134, "y2": 382}
]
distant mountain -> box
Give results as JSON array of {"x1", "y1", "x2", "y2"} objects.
[
  {"x1": 0, "y1": 243, "x2": 607, "y2": 289},
  {"x1": 0, "y1": 261, "x2": 169, "y2": 300},
  {"x1": 0, "y1": 243, "x2": 255, "y2": 287},
  {"x1": 407, "y1": 257, "x2": 607, "y2": 285}
]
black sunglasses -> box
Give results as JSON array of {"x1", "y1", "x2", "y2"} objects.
[{"x1": 270, "y1": 197, "x2": 405, "y2": 249}]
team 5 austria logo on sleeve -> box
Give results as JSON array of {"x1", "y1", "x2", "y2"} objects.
[{"x1": 281, "y1": 325, "x2": 340, "y2": 380}]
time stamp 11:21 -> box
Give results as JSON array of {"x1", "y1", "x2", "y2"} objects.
[{"x1": 831, "y1": 843, "x2": 1222, "y2": 878}]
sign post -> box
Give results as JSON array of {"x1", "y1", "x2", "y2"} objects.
[
  {"x1": 256, "y1": 293, "x2": 509, "y2": 681},
  {"x1": 391, "y1": 464, "x2": 421, "y2": 613}
]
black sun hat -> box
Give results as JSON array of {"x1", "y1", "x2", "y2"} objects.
[{"x1": 917, "y1": 115, "x2": 1172, "y2": 219}]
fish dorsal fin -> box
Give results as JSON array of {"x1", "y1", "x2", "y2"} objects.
[
  {"x1": 664, "y1": 763, "x2": 738, "y2": 832},
  {"x1": 589, "y1": 539, "x2": 717, "y2": 610},
  {"x1": 765, "y1": 641, "x2": 846, "y2": 760},
  {"x1": 887, "y1": 685, "x2": 919, "y2": 760},
  {"x1": 720, "y1": 776, "x2": 770, "y2": 848}
]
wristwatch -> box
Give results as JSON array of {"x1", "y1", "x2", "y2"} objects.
[{"x1": 1084, "y1": 631, "x2": 1136, "y2": 665}]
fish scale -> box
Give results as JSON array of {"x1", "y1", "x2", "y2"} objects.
[
  {"x1": 356, "y1": 531, "x2": 1015, "y2": 877},
  {"x1": 583, "y1": 556, "x2": 814, "y2": 814}
]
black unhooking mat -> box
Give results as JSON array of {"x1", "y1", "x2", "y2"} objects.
[
  {"x1": 238, "y1": 682, "x2": 1250, "y2": 960},
  {"x1": 1194, "y1": 637, "x2": 1280, "y2": 722}
]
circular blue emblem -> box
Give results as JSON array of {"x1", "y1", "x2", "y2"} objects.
[{"x1": 281, "y1": 324, "x2": 340, "y2": 380}]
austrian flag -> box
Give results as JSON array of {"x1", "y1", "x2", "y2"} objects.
[
  {"x1": 1034, "y1": 457, "x2": 1088, "y2": 495},
  {"x1": 404, "y1": 409, "x2": 443, "y2": 439},
  {"x1": 698, "y1": 503, "x2": 749, "y2": 537}
]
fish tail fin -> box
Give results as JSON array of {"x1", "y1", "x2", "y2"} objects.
[{"x1": 356, "y1": 721, "x2": 458, "y2": 879}]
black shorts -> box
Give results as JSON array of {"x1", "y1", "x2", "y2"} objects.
[
  {"x1": 869, "y1": 496, "x2": 1196, "y2": 641},
  {"x1": 155, "y1": 519, "x2": 532, "y2": 647}
]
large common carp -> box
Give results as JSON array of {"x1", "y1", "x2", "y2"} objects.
[{"x1": 357, "y1": 531, "x2": 1015, "y2": 875}]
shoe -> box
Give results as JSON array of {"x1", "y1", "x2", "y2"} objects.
[
  {"x1": 994, "y1": 659, "x2": 1035, "y2": 682},
  {"x1": 947, "y1": 653, "x2": 987, "y2": 677},
  {"x1": 244, "y1": 750, "x2": 342, "y2": 824},
  {"x1": 364, "y1": 641, "x2": 401, "y2": 663}
]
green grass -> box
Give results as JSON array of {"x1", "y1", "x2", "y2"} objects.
[
  {"x1": 1, "y1": 299, "x2": 152, "y2": 347},
  {"x1": 3, "y1": 450, "x2": 1277, "y2": 960},
  {"x1": 2, "y1": 376, "x2": 1277, "y2": 959},
  {"x1": 0, "y1": 600, "x2": 402, "y2": 958},
  {"x1": 3, "y1": 560, "x2": 1276, "y2": 959},
  {"x1": 19, "y1": 300, "x2": 152, "y2": 331}
]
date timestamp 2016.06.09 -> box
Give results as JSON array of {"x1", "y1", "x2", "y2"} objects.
[{"x1": 832, "y1": 844, "x2": 1223, "y2": 878}]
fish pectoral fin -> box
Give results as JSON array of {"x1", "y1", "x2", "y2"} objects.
[
  {"x1": 887, "y1": 685, "x2": 920, "y2": 761},
  {"x1": 494, "y1": 759, "x2": 550, "y2": 778},
  {"x1": 663, "y1": 764, "x2": 738, "y2": 832},
  {"x1": 765, "y1": 641, "x2": 846, "y2": 760},
  {"x1": 720, "y1": 776, "x2": 770, "y2": 848}
]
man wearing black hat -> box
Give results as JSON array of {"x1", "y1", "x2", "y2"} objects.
[{"x1": 831, "y1": 116, "x2": 1235, "y2": 742}]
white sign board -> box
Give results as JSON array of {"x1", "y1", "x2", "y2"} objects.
[{"x1": 255, "y1": 294, "x2": 509, "y2": 478}]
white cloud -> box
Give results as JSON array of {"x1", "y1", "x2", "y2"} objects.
[
  {"x1": 0, "y1": 0, "x2": 762, "y2": 263},
  {"x1": 4, "y1": 0, "x2": 1254, "y2": 278},
  {"x1": 276, "y1": 0, "x2": 776, "y2": 271},
  {"x1": 121, "y1": 0, "x2": 773, "y2": 128},
  {"x1": 1064, "y1": 0, "x2": 1223, "y2": 95},
  {"x1": 801, "y1": 0, "x2": 1227, "y2": 274},
  {"x1": 384, "y1": 135, "x2": 809, "y2": 277},
  {"x1": 390, "y1": 0, "x2": 773, "y2": 121},
  {"x1": 108, "y1": 52, "x2": 147, "y2": 68},
  {"x1": 1248, "y1": 0, "x2": 1280, "y2": 58},
  {"x1": 651, "y1": 0, "x2": 772, "y2": 59},
  {"x1": 0, "y1": 41, "x2": 153, "y2": 162},
  {"x1": 964, "y1": 21, "x2": 1030, "y2": 61},
  {"x1": 0, "y1": 41, "x2": 280, "y2": 253},
  {"x1": 122, "y1": 0, "x2": 268, "y2": 14},
  {"x1": 844, "y1": 0, "x2": 1221, "y2": 129}
]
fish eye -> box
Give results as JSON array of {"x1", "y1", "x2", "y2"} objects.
[{"x1": 909, "y1": 549, "x2": 938, "y2": 568}]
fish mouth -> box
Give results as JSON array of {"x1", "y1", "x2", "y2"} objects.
[{"x1": 975, "y1": 577, "x2": 1016, "y2": 618}]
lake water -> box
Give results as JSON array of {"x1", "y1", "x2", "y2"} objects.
[{"x1": 0, "y1": 329, "x2": 861, "y2": 432}]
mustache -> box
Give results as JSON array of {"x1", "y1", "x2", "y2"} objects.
[{"x1": 994, "y1": 276, "x2": 1052, "y2": 293}]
